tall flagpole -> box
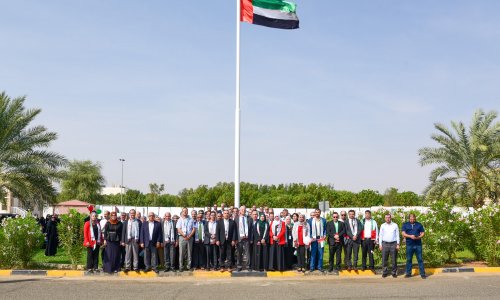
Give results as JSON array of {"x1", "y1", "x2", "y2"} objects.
[{"x1": 234, "y1": 0, "x2": 241, "y2": 208}]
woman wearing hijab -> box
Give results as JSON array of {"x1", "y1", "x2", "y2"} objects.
[
  {"x1": 252, "y1": 213, "x2": 269, "y2": 271},
  {"x1": 103, "y1": 211, "x2": 123, "y2": 273},
  {"x1": 83, "y1": 211, "x2": 103, "y2": 272},
  {"x1": 45, "y1": 214, "x2": 59, "y2": 256},
  {"x1": 292, "y1": 214, "x2": 310, "y2": 272},
  {"x1": 268, "y1": 215, "x2": 286, "y2": 271},
  {"x1": 284, "y1": 216, "x2": 296, "y2": 270}
]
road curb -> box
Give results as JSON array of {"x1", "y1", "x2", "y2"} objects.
[{"x1": 1, "y1": 267, "x2": 499, "y2": 278}]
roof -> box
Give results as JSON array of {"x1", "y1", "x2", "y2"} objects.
[{"x1": 56, "y1": 200, "x2": 92, "y2": 207}]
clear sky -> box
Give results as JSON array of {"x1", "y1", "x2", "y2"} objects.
[{"x1": 1, "y1": 1, "x2": 499, "y2": 195}]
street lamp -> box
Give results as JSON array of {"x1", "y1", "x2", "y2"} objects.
[{"x1": 119, "y1": 158, "x2": 125, "y2": 206}]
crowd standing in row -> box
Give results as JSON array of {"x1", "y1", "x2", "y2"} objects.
[{"x1": 44, "y1": 204, "x2": 427, "y2": 279}]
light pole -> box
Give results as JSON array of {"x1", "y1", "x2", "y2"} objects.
[{"x1": 119, "y1": 158, "x2": 125, "y2": 206}]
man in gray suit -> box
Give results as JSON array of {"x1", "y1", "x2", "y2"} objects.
[
  {"x1": 121, "y1": 209, "x2": 140, "y2": 272},
  {"x1": 162, "y1": 212, "x2": 177, "y2": 272}
]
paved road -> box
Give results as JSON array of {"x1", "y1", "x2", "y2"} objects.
[{"x1": 0, "y1": 274, "x2": 499, "y2": 299}]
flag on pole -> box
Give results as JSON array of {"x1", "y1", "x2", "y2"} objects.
[{"x1": 241, "y1": 0, "x2": 299, "y2": 29}]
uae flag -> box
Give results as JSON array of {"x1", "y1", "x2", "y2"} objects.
[{"x1": 241, "y1": 0, "x2": 299, "y2": 30}]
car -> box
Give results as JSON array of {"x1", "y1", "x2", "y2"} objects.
[{"x1": 0, "y1": 213, "x2": 19, "y2": 224}]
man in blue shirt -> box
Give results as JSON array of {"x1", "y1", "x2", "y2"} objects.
[{"x1": 401, "y1": 213, "x2": 426, "y2": 279}]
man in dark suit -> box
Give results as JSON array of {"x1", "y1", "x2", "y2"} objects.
[
  {"x1": 234, "y1": 206, "x2": 253, "y2": 271},
  {"x1": 140, "y1": 212, "x2": 162, "y2": 273},
  {"x1": 326, "y1": 211, "x2": 346, "y2": 272},
  {"x1": 345, "y1": 209, "x2": 362, "y2": 271},
  {"x1": 192, "y1": 213, "x2": 206, "y2": 269},
  {"x1": 216, "y1": 209, "x2": 237, "y2": 271}
]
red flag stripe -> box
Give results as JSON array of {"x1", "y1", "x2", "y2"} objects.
[{"x1": 241, "y1": 0, "x2": 254, "y2": 23}]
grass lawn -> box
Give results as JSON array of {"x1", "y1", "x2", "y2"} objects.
[{"x1": 32, "y1": 248, "x2": 86, "y2": 266}]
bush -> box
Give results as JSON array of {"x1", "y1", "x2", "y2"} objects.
[
  {"x1": 0, "y1": 214, "x2": 44, "y2": 268},
  {"x1": 58, "y1": 209, "x2": 85, "y2": 269},
  {"x1": 466, "y1": 204, "x2": 500, "y2": 266}
]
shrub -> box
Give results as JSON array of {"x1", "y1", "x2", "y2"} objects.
[
  {"x1": 58, "y1": 209, "x2": 85, "y2": 269},
  {"x1": 466, "y1": 204, "x2": 500, "y2": 266},
  {"x1": 0, "y1": 214, "x2": 44, "y2": 268}
]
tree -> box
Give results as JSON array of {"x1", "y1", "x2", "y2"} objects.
[
  {"x1": 419, "y1": 109, "x2": 499, "y2": 208},
  {"x1": 0, "y1": 92, "x2": 67, "y2": 207},
  {"x1": 147, "y1": 183, "x2": 165, "y2": 207},
  {"x1": 59, "y1": 160, "x2": 105, "y2": 202}
]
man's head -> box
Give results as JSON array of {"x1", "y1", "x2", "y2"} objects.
[
  {"x1": 210, "y1": 211, "x2": 216, "y2": 221},
  {"x1": 239, "y1": 206, "x2": 246, "y2": 216},
  {"x1": 221, "y1": 203, "x2": 226, "y2": 209},
  {"x1": 191, "y1": 210, "x2": 197, "y2": 219},
  {"x1": 409, "y1": 213, "x2": 416, "y2": 224},
  {"x1": 223, "y1": 210, "x2": 229, "y2": 220},
  {"x1": 181, "y1": 207, "x2": 188, "y2": 217},
  {"x1": 173, "y1": 215, "x2": 179, "y2": 222},
  {"x1": 164, "y1": 212, "x2": 171, "y2": 221},
  {"x1": 148, "y1": 212, "x2": 155, "y2": 222},
  {"x1": 251, "y1": 210, "x2": 258, "y2": 221},
  {"x1": 348, "y1": 210, "x2": 355, "y2": 219},
  {"x1": 340, "y1": 210, "x2": 347, "y2": 221},
  {"x1": 385, "y1": 214, "x2": 392, "y2": 224},
  {"x1": 315, "y1": 208, "x2": 321, "y2": 219},
  {"x1": 196, "y1": 213, "x2": 203, "y2": 222},
  {"x1": 136, "y1": 212, "x2": 142, "y2": 220},
  {"x1": 120, "y1": 212, "x2": 127, "y2": 221},
  {"x1": 103, "y1": 210, "x2": 110, "y2": 220},
  {"x1": 299, "y1": 214, "x2": 305, "y2": 223},
  {"x1": 365, "y1": 210, "x2": 371, "y2": 220},
  {"x1": 217, "y1": 212, "x2": 223, "y2": 221},
  {"x1": 129, "y1": 209, "x2": 136, "y2": 220},
  {"x1": 332, "y1": 212, "x2": 339, "y2": 222}
]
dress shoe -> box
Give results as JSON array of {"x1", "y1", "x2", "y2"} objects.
[
  {"x1": 404, "y1": 274, "x2": 411, "y2": 278},
  {"x1": 382, "y1": 274, "x2": 388, "y2": 278},
  {"x1": 392, "y1": 274, "x2": 397, "y2": 278},
  {"x1": 421, "y1": 275, "x2": 427, "y2": 279}
]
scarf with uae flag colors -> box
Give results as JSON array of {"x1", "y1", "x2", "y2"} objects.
[{"x1": 241, "y1": 0, "x2": 299, "y2": 29}]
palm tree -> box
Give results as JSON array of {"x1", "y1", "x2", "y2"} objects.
[
  {"x1": 59, "y1": 160, "x2": 105, "y2": 202},
  {"x1": 418, "y1": 109, "x2": 499, "y2": 208},
  {"x1": 0, "y1": 91, "x2": 67, "y2": 208}
]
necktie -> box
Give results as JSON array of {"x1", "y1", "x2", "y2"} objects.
[{"x1": 198, "y1": 222, "x2": 202, "y2": 240}]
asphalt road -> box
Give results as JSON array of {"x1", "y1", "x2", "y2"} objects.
[{"x1": 0, "y1": 274, "x2": 499, "y2": 300}]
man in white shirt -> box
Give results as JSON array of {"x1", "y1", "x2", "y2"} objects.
[
  {"x1": 378, "y1": 214, "x2": 400, "y2": 278},
  {"x1": 361, "y1": 210, "x2": 378, "y2": 271}
]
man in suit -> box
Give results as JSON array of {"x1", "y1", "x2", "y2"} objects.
[
  {"x1": 307, "y1": 208, "x2": 327, "y2": 272},
  {"x1": 192, "y1": 213, "x2": 206, "y2": 269},
  {"x1": 235, "y1": 206, "x2": 252, "y2": 271},
  {"x1": 326, "y1": 211, "x2": 346, "y2": 272},
  {"x1": 140, "y1": 212, "x2": 162, "y2": 273},
  {"x1": 216, "y1": 209, "x2": 237, "y2": 271},
  {"x1": 345, "y1": 209, "x2": 362, "y2": 271},
  {"x1": 121, "y1": 209, "x2": 140, "y2": 272},
  {"x1": 248, "y1": 210, "x2": 258, "y2": 269},
  {"x1": 161, "y1": 212, "x2": 177, "y2": 272}
]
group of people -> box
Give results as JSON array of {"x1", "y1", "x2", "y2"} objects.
[{"x1": 81, "y1": 204, "x2": 427, "y2": 279}]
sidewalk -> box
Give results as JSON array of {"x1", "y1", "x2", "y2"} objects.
[{"x1": 0, "y1": 267, "x2": 499, "y2": 278}]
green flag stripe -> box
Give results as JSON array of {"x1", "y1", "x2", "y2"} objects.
[{"x1": 252, "y1": 0, "x2": 296, "y2": 13}]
